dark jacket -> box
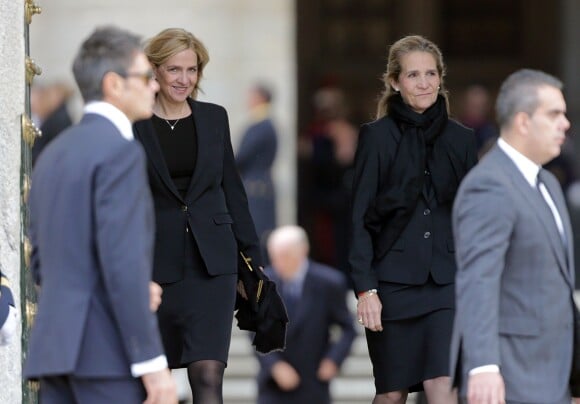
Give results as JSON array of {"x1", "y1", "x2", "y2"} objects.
[
  {"x1": 236, "y1": 117, "x2": 278, "y2": 239},
  {"x1": 134, "y1": 99, "x2": 262, "y2": 283},
  {"x1": 25, "y1": 114, "x2": 163, "y2": 378},
  {"x1": 257, "y1": 261, "x2": 356, "y2": 404},
  {"x1": 349, "y1": 115, "x2": 477, "y2": 293}
]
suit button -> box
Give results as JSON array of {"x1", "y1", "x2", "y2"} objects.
[
  {"x1": 424, "y1": 231, "x2": 431, "y2": 239},
  {"x1": 181, "y1": 205, "x2": 188, "y2": 212},
  {"x1": 423, "y1": 209, "x2": 431, "y2": 216}
]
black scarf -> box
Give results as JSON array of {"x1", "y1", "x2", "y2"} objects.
[{"x1": 364, "y1": 94, "x2": 465, "y2": 259}]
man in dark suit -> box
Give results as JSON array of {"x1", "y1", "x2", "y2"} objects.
[
  {"x1": 0, "y1": 271, "x2": 16, "y2": 346},
  {"x1": 31, "y1": 82, "x2": 73, "y2": 165},
  {"x1": 451, "y1": 69, "x2": 580, "y2": 404},
  {"x1": 24, "y1": 26, "x2": 176, "y2": 404},
  {"x1": 236, "y1": 83, "x2": 278, "y2": 261},
  {"x1": 256, "y1": 225, "x2": 356, "y2": 404}
]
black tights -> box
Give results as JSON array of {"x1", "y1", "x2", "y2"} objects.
[{"x1": 187, "y1": 360, "x2": 225, "y2": 404}]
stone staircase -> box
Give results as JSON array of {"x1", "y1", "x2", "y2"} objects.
[{"x1": 174, "y1": 295, "x2": 419, "y2": 403}]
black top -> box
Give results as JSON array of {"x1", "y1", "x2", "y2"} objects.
[{"x1": 152, "y1": 114, "x2": 197, "y2": 197}]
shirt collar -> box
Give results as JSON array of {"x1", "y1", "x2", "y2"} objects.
[
  {"x1": 83, "y1": 101, "x2": 134, "y2": 141},
  {"x1": 497, "y1": 137, "x2": 540, "y2": 187}
]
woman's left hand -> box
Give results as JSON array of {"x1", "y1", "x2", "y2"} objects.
[{"x1": 357, "y1": 293, "x2": 383, "y2": 332}]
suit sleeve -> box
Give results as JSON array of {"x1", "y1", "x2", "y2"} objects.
[
  {"x1": 219, "y1": 107, "x2": 263, "y2": 266},
  {"x1": 0, "y1": 272, "x2": 15, "y2": 328},
  {"x1": 349, "y1": 124, "x2": 381, "y2": 293},
  {"x1": 323, "y1": 273, "x2": 356, "y2": 366},
  {"x1": 452, "y1": 175, "x2": 515, "y2": 371},
  {"x1": 256, "y1": 349, "x2": 285, "y2": 375},
  {"x1": 93, "y1": 141, "x2": 164, "y2": 367}
]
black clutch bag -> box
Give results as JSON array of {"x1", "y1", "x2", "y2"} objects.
[{"x1": 235, "y1": 252, "x2": 288, "y2": 354}]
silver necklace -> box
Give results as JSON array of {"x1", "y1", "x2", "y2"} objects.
[{"x1": 164, "y1": 118, "x2": 180, "y2": 131}]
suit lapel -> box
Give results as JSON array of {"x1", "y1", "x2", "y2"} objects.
[
  {"x1": 134, "y1": 118, "x2": 183, "y2": 201},
  {"x1": 495, "y1": 148, "x2": 570, "y2": 282}
]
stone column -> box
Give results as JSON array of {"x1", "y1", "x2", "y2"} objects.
[{"x1": 0, "y1": 0, "x2": 25, "y2": 403}]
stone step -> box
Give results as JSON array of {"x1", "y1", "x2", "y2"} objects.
[
  {"x1": 229, "y1": 331, "x2": 369, "y2": 357},
  {"x1": 225, "y1": 354, "x2": 373, "y2": 378}
]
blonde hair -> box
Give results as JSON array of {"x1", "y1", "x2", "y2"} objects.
[
  {"x1": 145, "y1": 28, "x2": 209, "y2": 99},
  {"x1": 376, "y1": 35, "x2": 448, "y2": 119}
]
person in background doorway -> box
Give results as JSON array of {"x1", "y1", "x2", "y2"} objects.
[
  {"x1": 458, "y1": 84, "x2": 497, "y2": 159},
  {"x1": 236, "y1": 82, "x2": 278, "y2": 262}
]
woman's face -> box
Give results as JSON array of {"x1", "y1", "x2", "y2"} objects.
[
  {"x1": 390, "y1": 51, "x2": 440, "y2": 114},
  {"x1": 154, "y1": 48, "x2": 198, "y2": 103}
]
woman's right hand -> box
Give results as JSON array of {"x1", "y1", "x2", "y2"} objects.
[{"x1": 357, "y1": 292, "x2": 383, "y2": 332}]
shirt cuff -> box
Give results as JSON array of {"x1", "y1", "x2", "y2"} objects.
[
  {"x1": 469, "y1": 364, "x2": 500, "y2": 375},
  {"x1": 130, "y1": 355, "x2": 168, "y2": 377}
]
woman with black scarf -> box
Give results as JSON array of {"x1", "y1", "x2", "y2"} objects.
[{"x1": 349, "y1": 35, "x2": 478, "y2": 403}]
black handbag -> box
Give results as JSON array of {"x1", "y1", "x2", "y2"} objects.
[{"x1": 235, "y1": 251, "x2": 288, "y2": 354}]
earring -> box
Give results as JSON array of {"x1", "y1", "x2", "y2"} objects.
[{"x1": 394, "y1": 88, "x2": 399, "y2": 92}]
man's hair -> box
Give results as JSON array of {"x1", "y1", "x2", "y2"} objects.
[
  {"x1": 496, "y1": 68, "x2": 563, "y2": 129},
  {"x1": 267, "y1": 225, "x2": 310, "y2": 252},
  {"x1": 253, "y1": 83, "x2": 273, "y2": 104},
  {"x1": 72, "y1": 26, "x2": 142, "y2": 102}
]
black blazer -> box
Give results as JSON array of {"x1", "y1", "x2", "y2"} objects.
[
  {"x1": 134, "y1": 99, "x2": 262, "y2": 283},
  {"x1": 349, "y1": 115, "x2": 477, "y2": 293}
]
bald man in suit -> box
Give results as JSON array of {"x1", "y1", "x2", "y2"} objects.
[{"x1": 256, "y1": 225, "x2": 355, "y2": 404}]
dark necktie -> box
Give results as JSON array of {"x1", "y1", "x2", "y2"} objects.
[
  {"x1": 536, "y1": 169, "x2": 566, "y2": 246},
  {"x1": 282, "y1": 281, "x2": 299, "y2": 320}
]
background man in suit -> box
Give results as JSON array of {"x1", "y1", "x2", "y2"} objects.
[
  {"x1": 256, "y1": 225, "x2": 356, "y2": 404},
  {"x1": 0, "y1": 271, "x2": 16, "y2": 346},
  {"x1": 24, "y1": 26, "x2": 176, "y2": 404},
  {"x1": 451, "y1": 68, "x2": 579, "y2": 404},
  {"x1": 30, "y1": 81, "x2": 73, "y2": 165},
  {"x1": 236, "y1": 82, "x2": 278, "y2": 262}
]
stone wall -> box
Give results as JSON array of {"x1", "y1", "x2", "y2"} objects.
[{"x1": 0, "y1": 0, "x2": 25, "y2": 402}]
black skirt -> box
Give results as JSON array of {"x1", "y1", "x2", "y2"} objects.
[
  {"x1": 365, "y1": 278, "x2": 454, "y2": 393},
  {"x1": 156, "y1": 233, "x2": 237, "y2": 368}
]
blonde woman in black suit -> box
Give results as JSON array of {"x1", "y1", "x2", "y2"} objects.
[
  {"x1": 349, "y1": 35, "x2": 478, "y2": 403},
  {"x1": 134, "y1": 28, "x2": 262, "y2": 404}
]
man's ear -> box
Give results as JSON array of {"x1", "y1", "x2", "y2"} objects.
[
  {"x1": 101, "y1": 71, "x2": 123, "y2": 101},
  {"x1": 513, "y1": 111, "x2": 530, "y2": 136}
]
